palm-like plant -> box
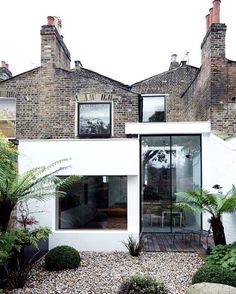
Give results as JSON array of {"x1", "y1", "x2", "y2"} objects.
[
  {"x1": 176, "y1": 186, "x2": 236, "y2": 246},
  {"x1": 0, "y1": 136, "x2": 80, "y2": 232},
  {"x1": 0, "y1": 158, "x2": 72, "y2": 232}
]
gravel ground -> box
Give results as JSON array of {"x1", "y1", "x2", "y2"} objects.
[{"x1": 8, "y1": 252, "x2": 204, "y2": 294}]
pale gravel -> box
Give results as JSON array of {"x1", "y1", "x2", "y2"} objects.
[{"x1": 8, "y1": 252, "x2": 204, "y2": 294}]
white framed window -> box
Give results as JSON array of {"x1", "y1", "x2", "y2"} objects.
[
  {"x1": 0, "y1": 98, "x2": 16, "y2": 137},
  {"x1": 57, "y1": 175, "x2": 127, "y2": 230},
  {"x1": 139, "y1": 95, "x2": 166, "y2": 122}
]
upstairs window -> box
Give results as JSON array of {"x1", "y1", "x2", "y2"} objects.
[
  {"x1": 0, "y1": 98, "x2": 16, "y2": 137},
  {"x1": 78, "y1": 102, "x2": 112, "y2": 138},
  {"x1": 140, "y1": 95, "x2": 166, "y2": 122}
]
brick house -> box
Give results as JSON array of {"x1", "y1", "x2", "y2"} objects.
[{"x1": 0, "y1": 0, "x2": 235, "y2": 251}]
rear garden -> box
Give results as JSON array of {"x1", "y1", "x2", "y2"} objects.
[{"x1": 1, "y1": 136, "x2": 236, "y2": 293}]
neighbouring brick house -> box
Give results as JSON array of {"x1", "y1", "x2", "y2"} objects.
[{"x1": 0, "y1": 0, "x2": 235, "y2": 251}]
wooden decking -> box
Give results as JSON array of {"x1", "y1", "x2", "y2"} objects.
[{"x1": 142, "y1": 232, "x2": 214, "y2": 254}]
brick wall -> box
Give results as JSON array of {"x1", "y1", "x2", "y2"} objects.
[
  {"x1": 182, "y1": 23, "x2": 236, "y2": 136},
  {"x1": 131, "y1": 63, "x2": 199, "y2": 122},
  {"x1": 0, "y1": 65, "x2": 138, "y2": 139}
]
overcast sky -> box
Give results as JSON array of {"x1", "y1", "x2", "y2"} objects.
[{"x1": 1, "y1": 0, "x2": 236, "y2": 84}]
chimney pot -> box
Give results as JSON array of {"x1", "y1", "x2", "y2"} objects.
[
  {"x1": 75, "y1": 60, "x2": 83, "y2": 70},
  {"x1": 206, "y1": 14, "x2": 210, "y2": 31},
  {"x1": 1, "y1": 61, "x2": 6, "y2": 68},
  {"x1": 169, "y1": 54, "x2": 179, "y2": 70},
  {"x1": 212, "y1": 0, "x2": 221, "y2": 23},
  {"x1": 47, "y1": 16, "x2": 55, "y2": 26},
  {"x1": 171, "y1": 54, "x2": 177, "y2": 63},
  {"x1": 209, "y1": 8, "x2": 213, "y2": 27},
  {"x1": 47, "y1": 16, "x2": 62, "y2": 33},
  {"x1": 5, "y1": 63, "x2": 9, "y2": 69}
]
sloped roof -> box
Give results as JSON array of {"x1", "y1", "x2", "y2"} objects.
[{"x1": 131, "y1": 64, "x2": 199, "y2": 87}]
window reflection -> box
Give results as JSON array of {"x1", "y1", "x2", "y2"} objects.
[
  {"x1": 141, "y1": 135, "x2": 201, "y2": 233},
  {"x1": 141, "y1": 96, "x2": 166, "y2": 122},
  {"x1": 58, "y1": 176, "x2": 127, "y2": 230}
]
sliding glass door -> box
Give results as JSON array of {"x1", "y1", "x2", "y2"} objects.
[{"x1": 141, "y1": 135, "x2": 201, "y2": 233}]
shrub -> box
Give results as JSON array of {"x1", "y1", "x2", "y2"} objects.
[
  {"x1": 45, "y1": 245, "x2": 81, "y2": 271},
  {"x1": 206, "y1": 242, "x2": 236, "y2": 272},
  {"x1": 118, "y1": 274, "x2": 165, "y2": 294},
  {"x1": 192, "y1": 265, "x2": 236, "y2": 287},
  {"x1": 122, "y1": 235, "x2": 143, "y2": 257},
  {"x1": 0, "y1": 227, "x2": 51, "y2": 290}
]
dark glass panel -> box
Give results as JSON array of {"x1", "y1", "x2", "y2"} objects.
[{"x1": 58, "y1": 176, "x2": 127, "y2": 230}]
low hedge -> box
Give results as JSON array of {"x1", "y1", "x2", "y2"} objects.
[
  {"x1": 45, "y1": 245, "x2": 81, "y2": 271},
  {"x1": 192, "y1": 265, "x2": 236, "y2": 288}
]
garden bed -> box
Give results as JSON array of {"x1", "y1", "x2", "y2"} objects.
[{"x1": 8, "y1": 251, "x2": 204, "y2": 294}]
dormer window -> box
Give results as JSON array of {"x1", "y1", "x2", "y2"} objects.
[
  {"x1": 78, "y1": 102, "x2": 112, "y2": 138},
  {"x1": 139, "y1": 95, "x2": 166, "y2": 122},
  {"x1": 0, "y1": 98, "x2": 16, "y2": 137}
]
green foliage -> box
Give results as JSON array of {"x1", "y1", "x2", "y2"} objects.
[
  {"x1": 13, "y1": 226, "x2": 51, "y2": 248},
  {"x1": 0, "y1": 137, "x2": 18, "y2": 184},
  {"x1": 122, "y1": 235, "x2": 143, "y2": 257},
  {"x1": 0, "y1": 137, "x2": 70, "y2": 231},
  {"x1": 192, "y1": 265, "x2": 236, "y2": 287},
  {"x1": 176, "y1": 186, "x2": 236, "y2": 217},
  {"x1": 45, "y1": 245, "x2": 81, "y2": 271},
  {"x1": 0, "y1": 230, "x2": 21, "y2": 265},
  {"x1": 206, "y1": 242, "x2": 236, "y2": 272},
  {"x1": 1, "y1": 256, "x2": 32, "y2": 290},
  {"x1": 118, "y1": 274, "x2": 165, "y2": 294},
  {"x1": 176, "y1": 186, "x2": 236, "y2": 245},
  {"x1": 0, "y1": 227, "x2": 51, "y2": 265},
  {"x1": 0, "y1": 227, "x2": 51, "y2": 289}
]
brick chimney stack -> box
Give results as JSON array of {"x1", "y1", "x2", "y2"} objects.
[{"x1": 40, "y1": 16, "x2": 71, "y2": 70}]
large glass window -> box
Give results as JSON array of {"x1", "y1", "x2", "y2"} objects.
[
  {"x1": 0, "y1": 98, "x2": 16, "y2": 137},
  {"x1": 140, "y1": 96, "x2": 166, "y2": 122},
  {"x1": 141, "y1": 135, "x2": 201, "y2": 233},
  {"x1": 78, "y1": 102, "x2": 111, "y2": 138},
  {"x1": 57, "y1": 176, "x2": 127, "y2": 230}
]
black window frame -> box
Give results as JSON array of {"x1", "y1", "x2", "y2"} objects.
[
  {"x1": 139, "y1": 95, "x2": 166, "y2": 122},
  {"x1": 78, "y1": 102, "x2": 112, "y2": 138}
]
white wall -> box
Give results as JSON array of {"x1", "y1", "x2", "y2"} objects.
[
  {"x1": 18, "y1": 132, "x2": 236, "y2": 249},
  {"x1": 19, "y1": 138, "x2": 139, "y2": 175},
  {"x1": 202, "y1": 134, "x2": 236, "y2": 243},
  {"x1": 18, "y1": 139, "x2": 140, "y2": 251}
]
